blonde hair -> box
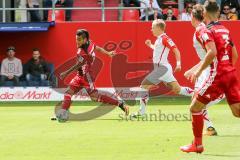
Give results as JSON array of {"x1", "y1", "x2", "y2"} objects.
[{"x1": 152, "y1": 19, "x2": 166, "y2": 31}]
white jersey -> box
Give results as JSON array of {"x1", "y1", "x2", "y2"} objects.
[
  {"x1": 193, "y1": 23, "x2": 207, "y2": 60},
  {"x1": 193, "y1": 23, "x2": 212, "y2": 90},
  {"x1": 153, "y1": 33, "x2": 177, "y2": 65}
]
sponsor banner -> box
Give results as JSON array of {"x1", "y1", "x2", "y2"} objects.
[{"x1": 0, "y1": 87, "x2": 146, "y2": 101}]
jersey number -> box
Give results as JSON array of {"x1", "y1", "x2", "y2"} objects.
[{"x1": 221, "y1": 34, "x2": 230, "y2": 61}]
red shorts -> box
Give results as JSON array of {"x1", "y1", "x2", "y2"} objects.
[
  {"x1": 196, "y1": 71, "x2": 240, "y2": 105},
  {"x1": 69, "y1": 73, "x2": 95, "y2": 92}
]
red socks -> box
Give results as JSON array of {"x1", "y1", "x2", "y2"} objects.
[
  {"x1": 98, "y1": 95, "x2": 119, "y2": 106},
  {"x1": 192, "y1": 111, "x2": 203, "y2": 145},
  {"x1": 62, "y1": 94, "x2": 72, "y2": 110}
]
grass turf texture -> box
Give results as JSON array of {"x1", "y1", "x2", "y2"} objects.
[{"x1": 0, "y1": 97, "x2": 239, "y2": 160}]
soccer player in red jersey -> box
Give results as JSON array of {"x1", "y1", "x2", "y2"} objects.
[
  {"x1": 185, "y1": 4, "x2": 221, "y2": 136},
  {"x1": 55, "y1": 29, "x2": 129, "y2": 122},
  {"x1": 180, "y1": 0, "x2": 240, "y2": 153}
]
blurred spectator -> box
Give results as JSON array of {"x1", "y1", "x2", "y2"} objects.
[
  {"x1": 42, "y1": 0, "x2": 52, "y2": 21},
  {"x1": 180, "y1": 3, "x2": 193, "y2": 21},
  {"x1": 24, "y1": 48, "x2": 50, "y2": 85},
  {"x1": 197, "y1": 0, "x2": 221, "y2": 6},
  {"x1": 140, "y1": 0, "x2": 163, "y2": 20},
  {"x1": 219, "y1": 13, "x2": 228, "y2": 20},
  {"x1": 221, "y1": 0, "x2": 240, "y2": 19},
  {"x1": 123, "y1": 0, "x2": 141, "y2": 7},
  {"x1": 221, "y1": 4, "x2": 238, "y2": 20},
  {"x1": 15, "y1": 0, "x2": 27, "y2": 22},
  {"x1": 43, "y1": 0, "x2": 73, "y2": 21},
  {"x1": 163, "y1": 9, "x2": 177, "y2": 21},
  {"x1": 62, "y1": 0, "x2": 74, "y2": 21},
  {"x1": 27, "y1": 0, "x2": 41, "y2": 22},
  {"x1": 0, "y1": 46, "x2": 22, "y2": 86},
  {"x1": 221, "y1": 0, "x2": 240, "y2": 11}
]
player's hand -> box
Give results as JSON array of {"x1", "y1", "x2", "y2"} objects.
[
  {"x1": 60, "y1": 72, "x2": 68, "y2": 80},
  {"x1": 174, "y1": 65, "x2": 181, "y2": 72},
  {"x1": 108, "y1": 51, "x2": 116, "y2": 57},
  {"x1": 145, "y1": 39, "x2": 152, "y2": 47},
  {"x1": 184, "y1": 70, "x2": 193, "y2": 79},
  {"x1": 190, "y1": 70, "x2": 201, "y2": 83}
]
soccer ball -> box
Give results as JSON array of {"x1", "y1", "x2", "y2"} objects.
[{"x1": 56, "y1": 109, "x2": 69, "y2": 122}]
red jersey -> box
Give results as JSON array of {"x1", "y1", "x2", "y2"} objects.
[
  {"x1": 76, "y1": 40, "x2": 96, "y2": 76},
  {"x1": 202, "y1": 21, "x2": 235, "y2": 75}
]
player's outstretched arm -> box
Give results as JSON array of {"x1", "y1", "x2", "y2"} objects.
[
  {"x1": 232, "y1": 45, "x2": 238, "y2": 65},
  {"x1": 60, "y1": 61, "x2": 83, "y2": 80},
  {"x1": 95, "y1": 46, "x2": 115, "y2": 57},
  {"x1": 173, "y1": 48, "x2": 181, "y2": 72}
]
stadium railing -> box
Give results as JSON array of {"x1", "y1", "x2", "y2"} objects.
[{"x1": 0, "y1": 0, "x2": 186, "y2": 22}]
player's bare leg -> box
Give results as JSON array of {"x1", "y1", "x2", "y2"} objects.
[
  {"x1": 87, "y1": 89, "x2": 129, "y2": 116},
  {"x1": 167, "y1": 81, "x2": 194, "y2": 96},
  {"x1": 229, "y1": 103, "x2": 240, "y2": 118},
  {"x1": 168, "y1": 81, "x2": 218, "y2": 136},
  {"x1": 180, "y1": 98, "x2": 205, "y2": 153}
]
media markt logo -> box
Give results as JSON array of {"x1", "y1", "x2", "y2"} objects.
[
  {"x1": 23, "y1": 91, "x2": 51, "y2": 100},
  {"x1": 14, "y1": 91, "x2": 24, "y2": 99},
  {"x1": 0, "y1": 92, "x2": 15, "y2": 100},
  {"x1": 0, "y1": 90, "x2": 52, "y2": 100}
]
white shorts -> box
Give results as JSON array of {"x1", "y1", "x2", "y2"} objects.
[
  {"x1": 144, "y1": 63, "x2": 176, "y2": 85},
  {"x1": 195, "y1": 66, "x2": 225, "y2": 107},
  {"x1": 195, "y1": 66, "x2": 211, "y2": 90}
]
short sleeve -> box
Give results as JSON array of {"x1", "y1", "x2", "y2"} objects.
[
  {"x1": 162, "y1": 36, "x2": 177, "y2": 51},
  {"x1": 200, "y1": 29, "x2": 214, "y2": 47},
  {"x1": 88, "y1": 41, "x2": 96, "y2": 54}
]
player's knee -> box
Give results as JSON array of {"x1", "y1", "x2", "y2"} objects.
[
  {"x1": 190, "y1": 107, "x2": 198, "y2": 113},
  {"x1": 232, "y1": 111, "x2": 240, "y2": 118},
  {"x1": 231, "y1": 104, "x2": 240, "y2": 118},
  {"x1": 140, "y1": 84, "x2": 151, "y2": 90},
  {"x1": 190, "y1": 104, "x2": 202, "y2": 113},
  {"x1": 65, "y1": 88, "x2": 75, "y2": 95},
  {"x1": 88, "y1": 89, "x2": 99, "y2": 101},
  {"x1": 172, "y1": 86, "x2": 181, "y2": 94}
]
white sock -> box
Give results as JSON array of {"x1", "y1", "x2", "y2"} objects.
[
  {"x1": 139, "y1": 90, "x2": 149, "y2": 115},
  {"x1": 202, "y1": 109, "x2": 214, "y2": 129},
  {"x1": 179, "y1": 87, "x2": 194, "y2": 97}
]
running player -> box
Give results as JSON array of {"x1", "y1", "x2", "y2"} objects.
[
  {"x1": 184, "y1": 4, "x2": 223, "y2": 136},
  {"x1": 56, "y1": 29, "x2": 129, "y2": 122},
  {"x1": 180, "y1": 1, "x2": 240, "y2": 153},
  {"x1": 132, "y1": 19, "x2": 194, "y2": 117}
]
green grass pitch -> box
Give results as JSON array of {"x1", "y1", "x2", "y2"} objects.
[{"x1": 0, "y1": 97, "x2": 239, "y2": 160}]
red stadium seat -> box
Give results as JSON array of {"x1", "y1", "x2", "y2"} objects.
[
  {"x1": 122, "y1": 9, "x2": 139, "y2": 21},
  {"x1": 48, "y1": 6, "x2": 65, "y2": 22}
]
